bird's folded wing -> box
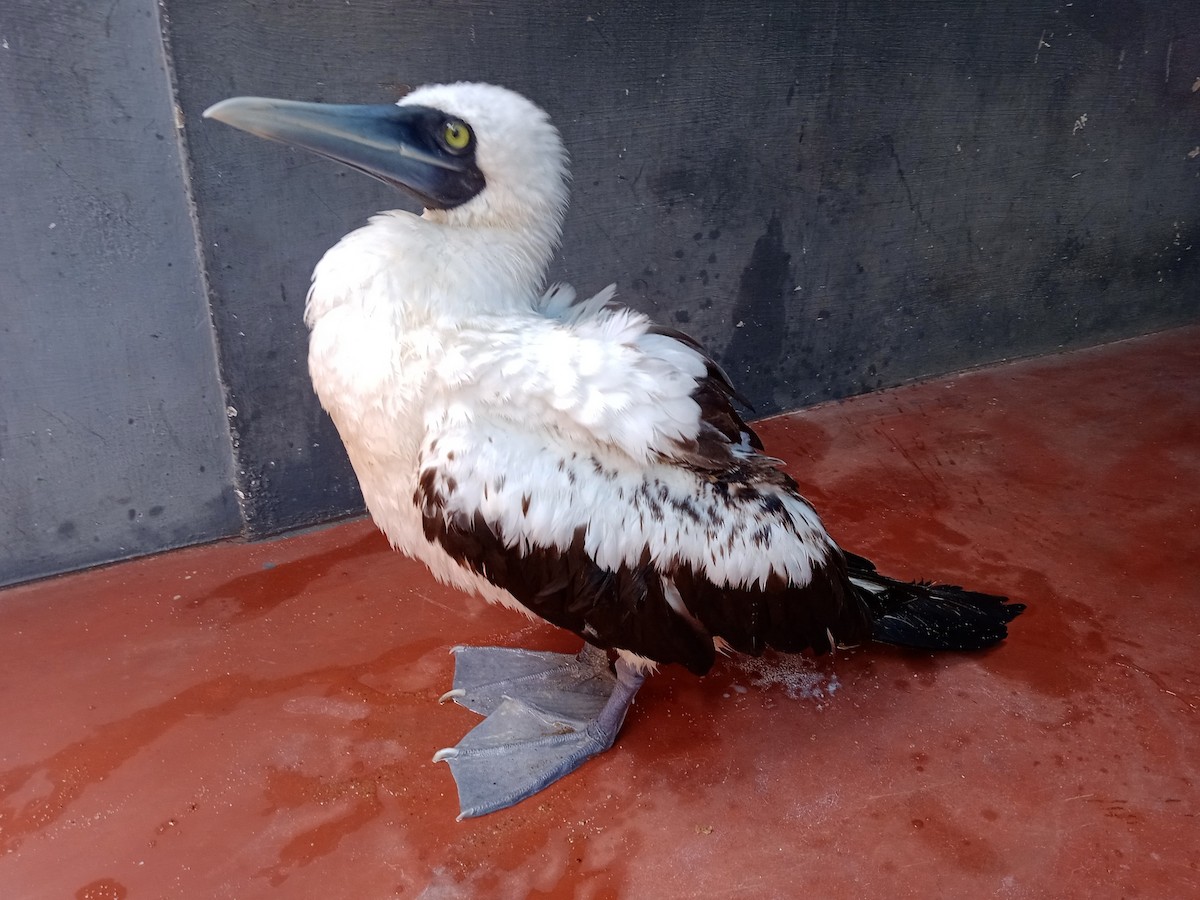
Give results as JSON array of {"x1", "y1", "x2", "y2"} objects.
[
  {"x1": 414, "y1": 407, "x2": 854, "y2": 671},
  {"x1": 431, "y1": 298, "x2": 759, "y2": 470}
]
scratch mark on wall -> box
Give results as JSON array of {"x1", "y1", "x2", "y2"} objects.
[
  {"x1": 585, "y1": 15, "x2": 614, "y2": 49},
  {"x1": 1035, "y1": 30, "x2": 1051, "y2": 64},
  {"x1": 881, "y1": 134, "x2": 930, "y2": 232}
]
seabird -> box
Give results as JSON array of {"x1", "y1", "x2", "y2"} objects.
[{"x1": 205, "y1": 82, "x2": 1024, "y2": 819}]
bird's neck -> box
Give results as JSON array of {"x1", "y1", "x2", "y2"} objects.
[{"x1": 306, "y1": 209, "x2": 558, "y2": 329}]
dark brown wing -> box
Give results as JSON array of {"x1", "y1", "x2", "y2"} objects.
[{"x1": 644, "y1": 323, "x2": 766, "y2": 471}]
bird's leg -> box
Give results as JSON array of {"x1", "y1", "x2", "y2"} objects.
[{"x1": 433, "y1": 643, "x2": 645, "y2": 819}]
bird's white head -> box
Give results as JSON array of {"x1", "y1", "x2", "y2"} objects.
[{"x1": 400, "y1": 83, "x2": 569, "y2": 237}]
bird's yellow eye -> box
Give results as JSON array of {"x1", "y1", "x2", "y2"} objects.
[{"x1": 442, "y1": 120, "x2": 472, "y2": 152}]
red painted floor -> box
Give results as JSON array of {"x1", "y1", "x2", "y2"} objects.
[{"x1": 2, "y1": 327, "x2": 1198, "y2": 899}]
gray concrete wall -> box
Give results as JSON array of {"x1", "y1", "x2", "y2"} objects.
[
  {"x1": 2, "y1": 0, "x2": 1198, "y2": 584},
  {"x1": 0, "y1": 2, "x2": 240, "y2": 586},
  {"x1": 171, "y1": 0, "x2": 1200, "y2": 536}
]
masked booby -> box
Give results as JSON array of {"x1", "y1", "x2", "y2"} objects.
[{"x1": 204, "y1": 82, "x2": 1024, "y2": 820}]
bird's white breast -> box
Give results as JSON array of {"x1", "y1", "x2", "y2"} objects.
[
  {"x1": 304, "y1": 212, "x2": 503, "y2": 597},
  {"x1": 304, "y1": 209, "x2": 569, "y2": 617}
]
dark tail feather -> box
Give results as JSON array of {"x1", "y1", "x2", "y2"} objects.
[{"x1": 844, "y1": 551, "x2": 1025, "y2": 652}]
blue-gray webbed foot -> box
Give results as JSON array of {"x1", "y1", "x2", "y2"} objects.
[{"x1": 433, "y1": 643, "x2": 645, "y2": 819}]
